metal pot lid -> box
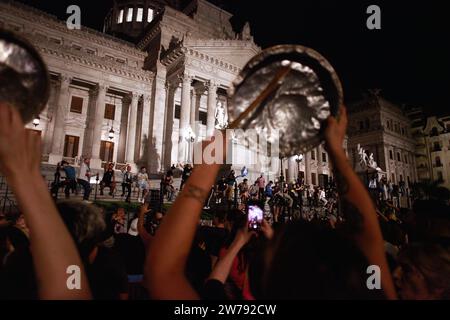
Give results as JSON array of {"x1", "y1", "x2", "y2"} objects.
[
  {"x1": 0, "y1": 29, "x2": 50, "y2": 124},
  {"x1": 228, "y1": 44, "x2": 343, "y2": 158}
]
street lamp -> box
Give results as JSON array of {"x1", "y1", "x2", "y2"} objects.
[
  {"x1": 295, "y1": 154, "x2": 303, "y2": 183},
  {"x1": 184, "y1": 126, "x2": 196, "y2": 163}
]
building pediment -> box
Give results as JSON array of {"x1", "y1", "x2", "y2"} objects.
[
  {"x1": 184, "y1": 39, "x2": 260, "y2": 68},
  {"x1": 423, "y1": 116, "x2": 445, "y2": 135}
]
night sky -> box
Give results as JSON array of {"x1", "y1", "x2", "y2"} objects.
[{"x1": 13, "y1": 0, "x2": 450, "y2": 116}]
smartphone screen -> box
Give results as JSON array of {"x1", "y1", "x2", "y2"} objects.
[{"x1": 248, "y1": 205, "x2": 263, "y2": 231}]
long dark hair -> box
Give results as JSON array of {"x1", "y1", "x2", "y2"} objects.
[{"x1": 250, "y1": 221, "x2": 385, "y2": 300}]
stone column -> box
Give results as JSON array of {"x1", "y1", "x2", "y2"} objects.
[
  {"x1": 89, "y1": 83, "x2": 108, "y2": 169},
  {"x1": 178, "y1": 73, "x2": 192, "y2": 163},
  {"x1": 190, "y1": 88, "x2": 197, "y2": 126},
  {"x1": 287, "y1": 156, "x2": 295, "y2": 183},
  {"x1": 125, "y1": 93, "x2": 139, "y2": 166},
  {"x1": 162, "y1": 81, "x2": 177, "y2": 170},
  {"x1": 206, "y1": 80, "x2": 218, "y2": 137},
  {"x1": 304, "y1": 151, "x2": 311, "y2": 185},
  {"x1": 140, "y1": 94, "x2": 152, "y2": 160},
  {"x1": 49, "y1": 74, "x2": 71, "y2": 164},
  {"x1": 148, "y1": 75, "x2": 167, "y2": 173}
]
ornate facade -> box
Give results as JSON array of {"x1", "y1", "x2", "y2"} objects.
[
  {"x1": 407, "y1": 107, "x2": 450, "y2": 189},
  {"x1": 347, "y1": 91, "x2": 418, "y2": 188},
  {"x1": 0, "y1": 0, "x2": 339, "y2": 185}
]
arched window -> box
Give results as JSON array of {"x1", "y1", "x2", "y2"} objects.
[
  {"x1": 148, "y1": 8, "x2": 154, "y2": 22},
  {"x1": 117, "y1": 9, "x2": 124, "y2": 23},
  {"x1": 431, "y1": 127, "x2": 439, "y2": 136},
  {"x1": 126, "y1": 7, "x2": 134, "y2": 22},
  {"x1": 136, "y1": 7, "x2": 143, "y2": 22},
  {"x1": 435, "y1": 156, "x2": 442, "y2": 167}
]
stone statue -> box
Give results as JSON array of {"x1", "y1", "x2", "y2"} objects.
[
  {"x1": 368, "y1": 153, "x2": 377, "y2": 169},
  {"x1": 357, "y1": 144, "x2": 369, "y2": 169},
  {"x1": 240, "y1": 22, "x2": 253, "y2": 41},
  {"x1": 215, "y1": 102, "x2": 228, "y2": 129}
]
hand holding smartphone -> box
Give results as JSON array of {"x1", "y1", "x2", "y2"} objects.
[{"x1": 248, "y1": 205, "x2": 263, "y2": 231}]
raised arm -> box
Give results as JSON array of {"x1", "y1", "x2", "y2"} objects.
[
  {"x1": 208, "y1": 227, "x2": 254, "y2": 284},
  {"x1": 0, "y1": 103, "x2": 91, "y2": 299},
  {"x1": 324, "y1": 106, "x2": 397, "y2": 299},
  {"x1": 137, "y1": 203, "x2": 153, "y2": 246},
  {"x1": 145, "y1": 134, "x2": 224, "y2": 299}
]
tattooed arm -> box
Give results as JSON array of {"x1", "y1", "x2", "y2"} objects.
[
  {"x1": 325, "y1": 106, "x2": 397, "y2": 300},
  {"x1": 145, "y1": 136, "x2": 223, "y2": 299}
]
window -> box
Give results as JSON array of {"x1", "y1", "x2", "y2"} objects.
[
  {"x1": 199, "y1": 111, "x2": 207, "y2": 125},
  {"x1": 136, "y1": 8, "x2": 143, "y2": 22},
  {"x1": 433, "y1": 142, "x2": 441, "y2": 152},
  {"x1": 431, "y1": 127, "x2": 438, "y2": 136},
  {"x1": 126, "y1": 7, "x2": 133, "y2": 22},
  {"x1": 104, "y1": 104, "x2": 115, "y2": 120},
  {"x1": 100, "y1": 141, "x2": 114, "y2": 162},
  {"x1": 63, "y1": 135, "x2": 79, "y2": 158},
  {"x1": 394, "y1": 123, "x2": 399, "y2": 133},
  {"x1": 174, "y1": 104, "x2": 181, "y2": 119},
  {"x1": 436, "y1": 156, "x2": 442, "y2": 167},
  {"x1": 401, "y1": 127, "x2": 405, "y2": 135},
  {"x1": 311, "y1": 150, "x2": 316, "y2": 160},
  {"x1": 359, "y1": 121, "x2": 364, "y2": 130},
  {"x1": 397, "y1": 152, "x2": 401, "y2": 162},
  {"x1": 86, "y1": 48, "x2": 96, "y2": 55},
  {"x1": 72, "y1": 44, "x2": 82, "y2": 51},
  {"x1": 389, "y1": 150, "x2": 393, "y2": 160},
  {"x1": 322, "y1": 152, "x2": 327, "y2": 163},
  {"x1": 404, "y1": 154, "x2": 408, "y2": 164},
  {"x1": 391, "y1": 173, "x2": 396, "y2": 183},
  {"x1": 118, "y1": 9, "x2": 124, "y2": 23},
  {"x1": 365, "y1": 119, "x2": 370, "y2": 129},
  {"x1": 147, "y1": 8, "x2": 154, "y2": 22},
  {"x1": 437, "y1": 171, "x2": 444, "y2": 182},
  {"x1": 400, "y1": 174, "x2": 403, "y2": 182},
  {"x1": 70, "y1": 96, "x2": 83, "y2": 114},
  {"x1": 116, "y1": 58, "x2": 126, "y2": 64},
  {"x1": 446, "y1": 124, "x2": 450, "y2": 131},
  {"x1": 386, "y1": 120, "x2": 390, "y2": 130},
  {"x1": 311, "y1": 173, "x2": 317, "y2": 185}
]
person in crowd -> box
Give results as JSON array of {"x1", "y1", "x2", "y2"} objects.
[
  {"x1": 163, "y1": 169, "x2": 175, "y2": 202},
  {"x1": 238, "y1": 178, "x2": 249, "y2": 203},
  {"x1": 225, "y1": 170, "x2": 236, "y2": 201},
  {"x1": 77, "y1": 158, "x2": 92, "y2": 202},
  {"x1": 180, "y1": 164, "x2": 192, "y2": 191},
  {"x1": 393, "y1": 243, "x2": 450, "y2": 299},
  {"x1": 137, "y1": 167, "x2": 149, "y2": 203},
  {"x1": 199, "y1": 208, "x2": 230, "y2": 269},
  {"x1": 216, "y1": 176, "x2": 228, "y2": 203},
  {"x1": 319, "y1": 187, "x2": 328, "y2": 206},
  {"x1": 257, "y1": 174, "x2": 266, "y2": 200},
  {"x1": 56, "y1": 200, "x2": 129, "y2": 300},
  {"x1": 112, "y1": 207, "x2": 128, "y2": 235},
  {"x1": 265, "y1": 181, "x2": 273, "y2": 199},
  {"x1": 50, "y1": 162, "x2": 62, "y2": 199},
  {"x1": 248, "y1": 181, "x2": 259, "y2": 201},
  {"x1": 0, "y1": 103, "x2": 91, "y2": 299},
  {"x1": 121, "y1": 164, "x2": 133, "y2": 203},
  {"x1": 145, "y1": 106, "x2": 397, "y2": 300},
  {"x1": 100, "y1": 162, "x2": 116, "y2": 196},
  {"x1": 61, "y1": 161, "x2": 77, "y2": 198}
]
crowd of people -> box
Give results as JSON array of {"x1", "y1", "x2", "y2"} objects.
[{"x1": 1, "y1": 103, "x2": 450, "y2": 300}]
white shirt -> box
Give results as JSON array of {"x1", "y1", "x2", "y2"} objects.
[{"x1": 78, "y1": 163, "x2": 90, "y2": 182}]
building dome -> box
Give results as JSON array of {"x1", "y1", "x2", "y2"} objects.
[{"x1": 104, "y1": 0, "x2": 180, "y2": 41}]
